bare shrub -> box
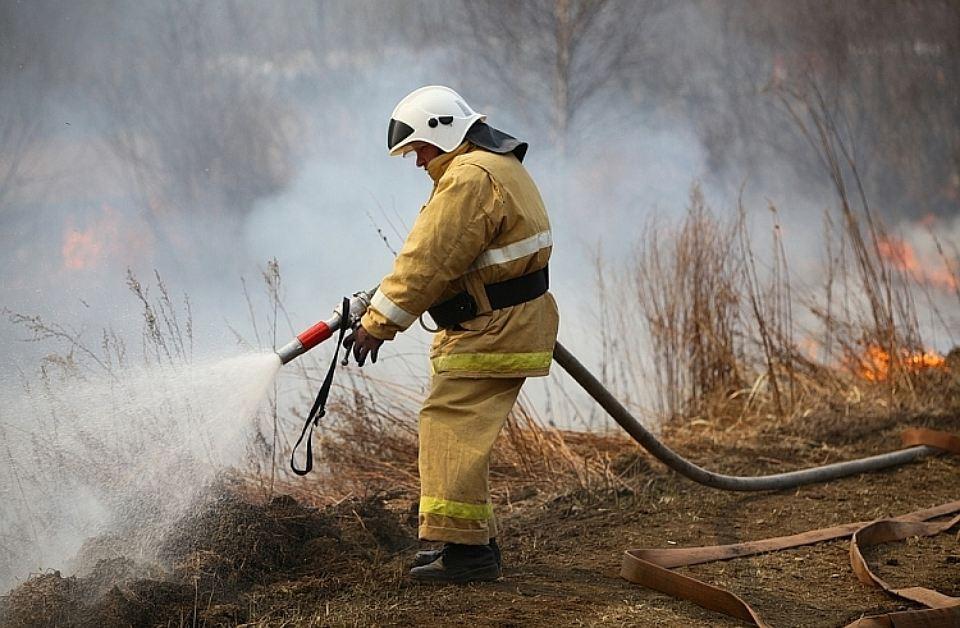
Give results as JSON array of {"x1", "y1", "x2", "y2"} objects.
[
  {"x1": 606, "y1": 81, "x2": 960, "y2": 427},
  {"x1": 620, "y1": 185, "x2": 746, "y2": 420}
]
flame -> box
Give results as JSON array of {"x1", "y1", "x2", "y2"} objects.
[
  {"x1": 61, "y1": 204, "x2": 152, "y2": 271},
  {"x1": 797, "y1": 336, "x2": 822, "y2": 361},
  {"x1": 856, "y1": 345, "x2": 947, "y2": 381},
  {"x1": 62, "y1": 228, "x2": 104, "y2": 270},
  {"x1": 877, "y1": 234, "x2": 958, "y2": 291}
]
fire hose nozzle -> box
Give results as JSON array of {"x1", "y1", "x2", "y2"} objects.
[{"x1": 276, "y1": 287, "x2": 376, "y2": 365}]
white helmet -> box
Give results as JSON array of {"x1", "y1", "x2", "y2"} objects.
[{"x1": 387, "y1": 85, "x2": 485, "y2": 156}]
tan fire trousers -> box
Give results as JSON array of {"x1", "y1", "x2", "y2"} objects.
[{"x1": 417, "y1": 373, "x2": 525, "y2": 545}]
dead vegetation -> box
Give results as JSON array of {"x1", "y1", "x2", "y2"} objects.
[
  {"x1": 0, "y1": 483, "x2": 417, "y2": 628},
  {"x1": 598, "y1": 81, "x2": 960, "y2": 433}
]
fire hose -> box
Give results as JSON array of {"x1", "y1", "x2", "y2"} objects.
[
  {"x1": 277, "y1": 290, "x2": 959, "y2": 625},
  {"x1": 275, "y1": 288, "x2": 944, "y2": 489}
]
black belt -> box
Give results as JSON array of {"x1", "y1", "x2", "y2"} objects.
[{"x1": 428, "y1": 266, "x2": 549, "y2": 329}]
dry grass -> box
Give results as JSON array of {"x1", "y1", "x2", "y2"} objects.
[
  {"x1": 241, "y1": 366, "x2": 638, "y2": 512},
  {"x1": 596, "y1": 79, "x2": 960, "y2": 432}
]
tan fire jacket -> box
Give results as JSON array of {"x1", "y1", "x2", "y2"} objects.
[{"x1": 360, "y1": 141, "x2": 559, "y2": 378}]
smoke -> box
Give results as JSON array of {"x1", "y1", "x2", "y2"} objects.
[{"x1": 4, "y1": 1, "x2": 957, "y2": 361}]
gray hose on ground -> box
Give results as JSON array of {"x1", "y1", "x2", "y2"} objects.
[{"x1": 553, "y1": 341, "x2": 938, "y2": 491}]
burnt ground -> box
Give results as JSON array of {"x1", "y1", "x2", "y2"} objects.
[{"x1": 1, "y1": 410, "x2": 957, "y2": 627}]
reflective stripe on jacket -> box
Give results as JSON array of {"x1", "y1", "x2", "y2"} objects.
[{"x1": 360, "y1": 141, "x2": 559, "y2": 378}]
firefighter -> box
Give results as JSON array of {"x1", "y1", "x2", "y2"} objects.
[{"x1": 344, "y1": 85, "x2": 559, "y2": 583}]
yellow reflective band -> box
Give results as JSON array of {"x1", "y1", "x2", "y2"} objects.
[
  {"x1": 420, "y1": 496, "x2": 493, "y2": 521},
  {"x1": 431, "y1": 351, "x2": 553, "y2": 374}
]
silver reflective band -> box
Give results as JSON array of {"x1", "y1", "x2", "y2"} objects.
[
  {"x1": 471, "y1": 230, "x2": 553, "y2": 270},
  {"x1": 371, "y1": 289, "x2": 417, "y2": 329}
]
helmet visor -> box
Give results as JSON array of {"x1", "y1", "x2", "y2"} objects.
[{"x1": 387, "y1": 118, "x2": 415, "y2": 151}]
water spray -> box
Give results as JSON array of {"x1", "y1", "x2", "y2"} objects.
[{"x1": 277, "y1": 288, "x2": 947, "y2": 488}]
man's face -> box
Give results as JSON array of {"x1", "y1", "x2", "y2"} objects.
[{"x1": 406, "y1": 141, "x2": 442, "y2": 170}]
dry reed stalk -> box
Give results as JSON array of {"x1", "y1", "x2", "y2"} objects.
[
  {"x1": 772, "y1": 78, "x2": 936, "y2": 398},
  {"x1": 257, "y1": 347, "x2": 637, "y2": 504},
  {"x1": 622, "y1": 185, "x2": 747, "y2": 421},
  {"x1": 605, "y1": 75, "x2": 959, "y2": 434}
]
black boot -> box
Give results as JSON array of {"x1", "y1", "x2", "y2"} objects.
[
  {"x1": 411, "y1": 538, "x2": 501, "y2": 569},
  {"x1": 408, "y1": 542, "x2": 501, "y2": 583}
]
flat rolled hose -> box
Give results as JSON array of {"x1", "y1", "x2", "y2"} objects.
[{"x1": 553, "y1": 341, "x2": 938, "y2": 492}]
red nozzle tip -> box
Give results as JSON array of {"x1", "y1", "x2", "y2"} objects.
[{"x1": 297, "y1": 321, "x2": 332, "y2": 350}]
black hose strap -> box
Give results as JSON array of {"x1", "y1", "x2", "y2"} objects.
[{"x1": 290, "y1": 297, "x2": 351, "y2": 476}]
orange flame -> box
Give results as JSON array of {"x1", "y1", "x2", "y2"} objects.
[
  {"x1": 877, "y1": 235, "x2": 958, "y2": 291},
  {"x1": 797, "y1": 336, "x2": 822, "y2": 362},
  {"x1": 62, "y1": 229, "x2": 104, "y2": 270},
  {"x1": 61, "y1": 204, "x2": 151, "y2": 271},
  {"x1": 856, "y1": 345, "x2": 947, "y2": 381}
]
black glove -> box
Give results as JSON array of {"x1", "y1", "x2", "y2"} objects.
[{"x1": 342, "y1": 326, "x2": 383, "y2": 367}]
